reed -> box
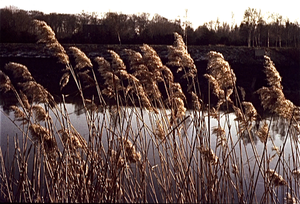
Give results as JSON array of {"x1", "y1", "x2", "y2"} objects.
[{"x1": 0, "y1": 20, "x2": 299, "y2": 203}]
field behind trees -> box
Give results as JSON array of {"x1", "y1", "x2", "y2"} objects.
[{"x1": 1, "y1": 6, "x2": 300, "y2": 47}]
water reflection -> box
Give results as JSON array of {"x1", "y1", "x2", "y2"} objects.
[
  {"x1": 1, "y1": 101, "x2": 295, "y2": 152},
  {"x1": 1, "y1": 101, "x2": 299, "y2": 203}
]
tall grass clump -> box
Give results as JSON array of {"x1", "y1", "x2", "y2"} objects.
[{"x1": 0, "y1": 20, "x2": 299, "y2": 203}]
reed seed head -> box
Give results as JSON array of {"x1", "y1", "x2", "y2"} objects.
[
  {"x1": 242, "y1": 101, "x2": 257, "y2": 122},
  {"x1": 213, "y1": 126, "x2": 227, "y2": 147},
  {"x1": 198, "y1": 147, "x2": 219, "y2": 165},
  {"x1": 108, "y1": 50, "x2": 126, "y2": 71},
  {"x1": 206, "y1": 51, "x2": 236, "y2": 90},
  {"x1": 33, "y1": 19, "x2": 69, "y2": 65},
  {"x1": 10, "y1": 105, "x2": 28, "y2": 123},
  {"x1": 256, "y1": 86, "x2": 284, "y2": 111},
  {"x1": 203, "y1": 74, "x2": 223, "y2": 99},
  {"x1": 5, "y1": 62, "x2": 33, "y2": 82},
  {"x1": 78, "y1": 70, "x2": 95, "y2": 86},
  {"x1": 266, "y1": 169, "x2": 287, "y2": 186},
  {"x1": 32, "y1": 104, "x2": 48, "y2": 122},
  {"x1": 121, "y1": 137, "x2": 141, "y2": 163},
  {"x1": 161, "y1": 65, "x2": 174, "y2": 83},
  {"x1": 110, "y1": 149, "x2": 126, "y2": 169},
  {"x1": 155, "y1": 120, "x2": 165, "y2": 140},
  {"x1": 167, "y1": 32, "x2": 197, "y2": 78},
  {"x1": 59, "y1": 129, "x2": 83, "y2": 149},
  {"x1": 191, "y1": 92, "x2": 201, "y2": 111},
  {"x1": 292, "y1": 169, "x2": 300, "y2": 179},
  {"x1": 0, "y1": 70, "x2": 12, "y2": 93},
  {"x1": 272, "y1": 145, "x2": 280, "y2": 153},
  {"x1": 124, "y1": 49, "x2": 144, "y2": 71},
  {"x1": 95, "y1": 56, "x2": 111, "y2": 74},
  {"x1": 20, "y1": 81, "x2": 53, "y2": 104},
  {"x1": 285, "y1": 193, "x2": 298, "y2": 204},
  {"x1": 256, "y1": 86, "x2": 296, "y2": 120},
  {"x1": 29, "y1": 123, "x2": 51, "y2": 142},
  {"x1": 140, "y1": 44, "x2": 163, "y2": 69},
  {"x1": 19, "y1": 90, "x2": 31, "y2": 111},
  {"x1": 69, "y1": 46, "x2": 93, "y2": 70},
  {"x1": 264, "y1": 55, "x2": 282, "y2": 89},
  {"x1": 232, "y1": 164, "x2": 239, "y2": 174},
  {"x1": 59, "y1": 72, "x2": 70, "y2": 90}
]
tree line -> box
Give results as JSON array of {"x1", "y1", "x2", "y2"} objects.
[{"x1": 1, "y1": 6, "x2": 299, "y2": 47}]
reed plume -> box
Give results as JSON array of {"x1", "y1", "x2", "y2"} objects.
[
  {"x1": 206, "y1": 51, "x2": 236, "y2": 90},
  {"x1": 110, "y1": 149, "x2": 126, "y2": 169},
  {"x1": 242, "y1": 101, "x2": 257, "y2": 122},
  {"x1": 95, "y1": 56, "x2": 123, "y2": 98},
  {"x1": 191, "y1": 92, "x2": 201, "y2": 111},
  {"x1": 292, "y1": 169, "x2": 300, "y2": 179},
  {"x1": 263, "y1": 55, "x2": 282, "y2": 89},
  {"x1": 32, "y1": 104, "x2": 48, "y2": 122},
  {"x1": 161, "y1": 65, "x2": 174, "y2": 83},
  {"x1": 266, "y1": 169, "x2": 287, "y2": 186},
  {"x1": 167, "y1": 32, "x2": 197, "y2": 79},
  {"x1": 198, "y1": 147, "x2": 218, "y2": 165},
  {"x1": 29, "y1": 123, "x2": 51, "y2": 142},
  {"x1": 5, "y1": 62, "x2": 33, "y2": 82},
  {"x1": 125, "y1": 48, "x2": 163, "y2": 102},
  {"x1": 136, "y1": 84, "x2": 153, "y2": 111},
  {"x1": 78, "y1": 70, "x2": 95, "y2": 88},
  {"x1": 19, "y1": 91, "x2": 31, "y2": 111},
  {"x1": 69, "y1": 46, "x2": 93, "y2": 70},
  {"x1": 205, "y1": 51, "x2": 236, "y2": 110},
  {"x1": 59, "y1": 72, "x2": 70, "y2": 90},
  {"x1": 9, "y1": 105, "x2": 28, "y2": 123},
  {"x1": 168, "y1": 82, "x2": 186, "y2": 123},
  {"x1": 256, "y1": 86, "x2": 285, "y2": 111},
  {"x1": 59, "y1": 129, "x2": 83, "y2": 149},
  {"x1": 140, "y1": 44, "x2": 164, "y2": 79},
  {"x1": 203, "y1": 74, "x2": 224, "y2": 99},
  {"x1": 213, "y1": 126, "x2": 227, "y2": 147},
  {"x1": 4, "y1": 61, "x2": 55, "y2": 107},
  {"x1": 20, "y1": 81, "x2": 54, "y2": 104},
  {"x1": 108, "y1": 50, "x2": 127, "y2": 72},
  {"x1": 242, "y1": 101, "x2": 258, "y2": 129},
  {"x1": 0, "y1": 70, "x2": 12, "y2": 93},
  {"x1": 155, "y1": 120, "x2": 165, "y2": 140},
  {"x1": 232, "y1": 105, "x2": 251, "y2": 134},
  {"x1": 95, "y1": 56, "x2": 111, "y2": 74},
  {"x1": 232, "y1": 164, "x2": 239, "y2": 174},
  {"x1": 121, "y1": 137, "x2": 141, "y2": 163},
  {"x1": 33, "y1": 19, "x2": 69, "y2": 65},
  {"x1": 256, "y1": 56, "x2": 298, "y2": 124}
]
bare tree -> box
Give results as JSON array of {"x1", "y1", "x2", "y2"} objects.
[{"x1": 243, "y1": 8, "x2": 262, "y2": 47}]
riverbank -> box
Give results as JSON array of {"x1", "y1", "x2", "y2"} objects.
[
  {"x1": 1, "y1": 43, "x2": 299, "y2": 64},
  {"x1": 1, "y1": 43, "x2": 299, "y2": 109}
]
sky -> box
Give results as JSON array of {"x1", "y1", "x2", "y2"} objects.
[{"x1": 1, "y1": 0, "x2": 299, "y2": 29}]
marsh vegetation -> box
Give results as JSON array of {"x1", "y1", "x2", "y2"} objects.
[{"x1": 0, "y1": 20, "x2": 299, "y2": 203}]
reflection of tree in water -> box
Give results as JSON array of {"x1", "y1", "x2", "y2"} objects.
[
  {"x1": 239, "y1": 128, "x2": 259, "y2": 145},
  {"x1": 271, "y1": 116, "x2": 297, "y2": 141},
  {"x1": 236, "y1": 115, "x2": 297, "y2": 145},
  {"x1": 271, "y1": 116, "x2": 287, "y2": 141}
]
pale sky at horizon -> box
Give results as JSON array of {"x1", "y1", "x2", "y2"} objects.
[{"x1": 1, "y1": 0, "x2": 299, "y2": 29}]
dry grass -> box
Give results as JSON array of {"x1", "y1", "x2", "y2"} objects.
[{"x1": 0, "y1": 20, "x2": 299, "y2": 203}]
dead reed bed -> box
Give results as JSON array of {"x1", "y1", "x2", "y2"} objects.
[{"x1": 0, "y1": 20, "x2": 299, "y2": 203}]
